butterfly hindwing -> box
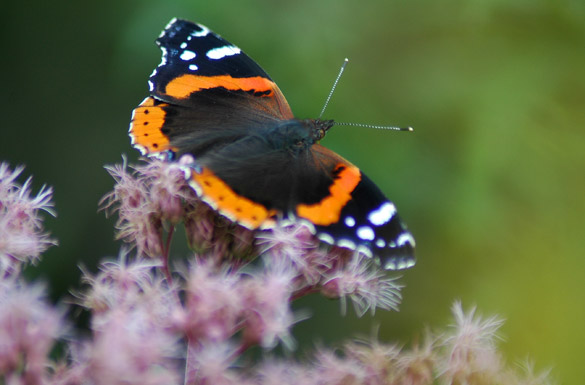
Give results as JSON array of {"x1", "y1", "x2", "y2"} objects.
[{"x1": 294, "y1": 145, "x2": 416, "y2": 270}]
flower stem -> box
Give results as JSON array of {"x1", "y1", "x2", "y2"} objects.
[
  {"x1": 161, "y1": 224, "x2": 175, "y2": 283},
  {"x1": 291, "y1": 284, "x2": 319, "y2": 300}
]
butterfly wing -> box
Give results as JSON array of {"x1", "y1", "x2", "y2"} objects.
[
  {"x1": 296, "y1": 145, "x2": 415, "y2": 269},
  {"x1": 129, "y1": 18, "x2": 293, "y2": 156},
  {"x1": 183, "y1": 120, "x2": 415, "y2": 269}
]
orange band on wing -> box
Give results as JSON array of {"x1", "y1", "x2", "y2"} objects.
[
  {"x1": 296, "y1": 164, "x2": 361, "y2": 226},
  {"x1": 129, "y1": 97, "x2": 176, "y2": 154},
  {"x1": 190, "y1": 167, "x2": 277, "y2": 229},
  {"x1": 164, "y1": 74, "x2": 276, "y2": 99}
]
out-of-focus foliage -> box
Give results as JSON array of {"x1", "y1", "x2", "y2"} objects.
[{"x1": 2, "y1": 1, "x2": 583, "y2": 383}]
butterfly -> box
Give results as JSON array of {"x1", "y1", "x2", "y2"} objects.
[{"x1": 129, "y1": 18, "x2": 415, "y2": 270}]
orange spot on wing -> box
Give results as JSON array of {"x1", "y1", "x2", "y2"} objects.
[
  {"x1": 296, "y1": 164, "x2": 361, "y2": 226},
  {"x1": 191, "y1": 167, "x2": 277, "y2": 229},
  {"x1": 129, "y1": 97, "x2": 176, "y2": 154},
  {"x1": 165, "y1": 74, "x2": 276, "y2": 99}
]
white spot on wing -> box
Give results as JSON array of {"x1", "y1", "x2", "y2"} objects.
[
  {"x1": 375, "y1": 239, "x2": 386, "y2": 248},
  {"x1": 188, "y1": 64, "x2": 198, "y2": 71},
  {"x1": 191, "y1": 24, "x2": 210, "y2": 37},
  {"x1": 180, "y1": 50, "x2": 196, "y2": 61},
  {"x1": 159, "y1": 47, "x2": 168, "y2": 66},
  {"x1": 385, "y1": 258, "x2": 416, "y2": 270},
  {"x1": 396, "y1": 232, "x2": 415, "y2": 247},
  {"x1": 344, "y1": 216, "x2": 356, "y2": 227},
  {"x1": 160, "y1": 18, "x2": 177, "y2": 38},
  {"x1": 337, "y1": 239, "x2": 356, "y2": 250},
  {"x1": 317, "y1": 232, "x2": 335, "y2": 245},
  {"x1": 206, "y1": 45, "x2": 241, "y2": 60},
  {"x1": 356, "y1": 226, "x2": 375, "y2": 241},
  {"x1": 180, "y1": 42, "x2": 187, "y2": 49},
  {"x1": 356, "y1": 244, "x2": 373, "y2": 258},
  {"x1": 368, "y1": 202, "x2": 396, "y2": 226},
  {"x1": 131, "y1": 143, "x2": 147, "y2": 155}
]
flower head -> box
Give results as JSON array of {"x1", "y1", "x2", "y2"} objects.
[
  {"x1": 0, "y1": 163, "x2": 56, "y2": 274},
  {"x1": 256, "y1": 223, "x2": 335, "y2": 286},
  {"x1": 184, "y1": 202, "x2": 257, "y2": 263},
  {"x1": 79, "y1": 251, "x2": 180, "y2": 330},
  {"x1": 253, "y1": 359, "x2": 308, "y2": 385},
  {"x1": 85, "y1": 305, "x2": 180, "y2": 385},
  {"x1": 101, "y1": 161, "x2": 163, "y2": 257},
  {"x1": 438, "y1": 301, "x2": 505, "y2": 385},
  {"x1": 241, "y1": 256, "x2": 298, "y2": 349},
  {"x1": 139, "y1": 159, "x2": 195, "y2": 223},
  {"x1": 312, "y1": 347, "x2": 368, "y2": 385},
  {"x1": 186, "y1": 342, "x2": 241, "y2": 385},
  {"x1": 321, "y1": 253, "x2": 403, "y2": 316},
  {"x1": 177, "y1": 259, "x2": 245, "y2": 343},
  {"x1": 74, "y1": 253, "x2": 181, "y2": 385},
  {"x1": 0, "y1": 276, "x2": 65, "y2": 383}
]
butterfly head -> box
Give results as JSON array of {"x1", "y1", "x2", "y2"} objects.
[{"x1": 304, "y1": 118, "x2": 335, "y2": 142}]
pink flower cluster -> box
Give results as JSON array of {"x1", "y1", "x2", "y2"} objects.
[
  {"x1": 0, "y1": 161, "x2": 555, "y2": 385},
  {"x1": 0, "y1": 163, "x2": 56, "y2": 275},
  {"x1": 99, "y1": 159, "x2": 403, "y2": 316},
  {"x1": 0, "y1": 277, "x2": 64, "y2": 385}
]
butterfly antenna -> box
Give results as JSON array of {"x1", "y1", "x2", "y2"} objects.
[
  {"x1": 335, "y1": 121, "x2": 414, "y2": 132},
  {"x1": 319, "y1": 58, "x2": 414, "y2": 132},
  {"x1": 319, "y1": 58, "x2": 349, "y2": 119}
]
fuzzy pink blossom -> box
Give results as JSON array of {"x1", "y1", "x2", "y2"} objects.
[
  {"x1": 241, "y1": 257, "x2": 297, "y2": 349},
  {"x1": 140, "y1": 159, "x2": 194, "y2": 223},
  {"x1": 185, "y1": 342, "x2": 242, "y2": 385},
  {"x1": 83, "y1": 305, "x2": 180, "y2": 385},
  {"x1": 321, "y1": 253, "x2": 403, "y2": 316},
  {"x1": 101, "y1": 161, "x2": 163, "y2": 257},
  {"x1": 392, "y1": 336, "x2": 435, "y2": 385},
  {"x1": 256, "y1": 223, "x2": 336, "y2": 286},
  {"x1": 79, "y1": 253, "x2": 180, "y2": 330},
  {"x1": 344, "y1": 339, "x2": 402, "y2": 383},
  {"x1": 252, "y1": 359, "x2": 310, "y2": 385},
  {"x1": 73, "y1": 255, "x2": 181, "y2": 385},
  {"x1": 0, "y1": 277, "x2": 65, "y2": 384},
  {"x1": 184, "y1": 202, "x2": 257, "y2": 262},
  {"x1": 178, "y1": 259, "x2": 245, "y2": 343},
  {"x1": 438, "y1": 301, "x2": 505, "y2": 384},
  {"x1": 0, "y1": 163, "x2": 56, "y2": 274},
  {"x1": 312, "y1": 347, "x2": 369, "y2": 385}
]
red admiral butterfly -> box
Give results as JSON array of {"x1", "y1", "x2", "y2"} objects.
[{"x1": 129, "y1": 18, "x2": 415, "y2": 270}]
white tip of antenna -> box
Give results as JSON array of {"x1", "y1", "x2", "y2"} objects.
[{"x1": 407, "y1": 126, "x2": 414, "y2": 132}]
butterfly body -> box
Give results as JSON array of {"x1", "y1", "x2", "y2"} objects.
[{"x1": 129, "y1": 18, "x2": 416, "y2": 270}]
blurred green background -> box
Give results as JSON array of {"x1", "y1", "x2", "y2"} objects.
[{"x1": 2, "y1": 0, "x2": 584, "y2": 382}]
